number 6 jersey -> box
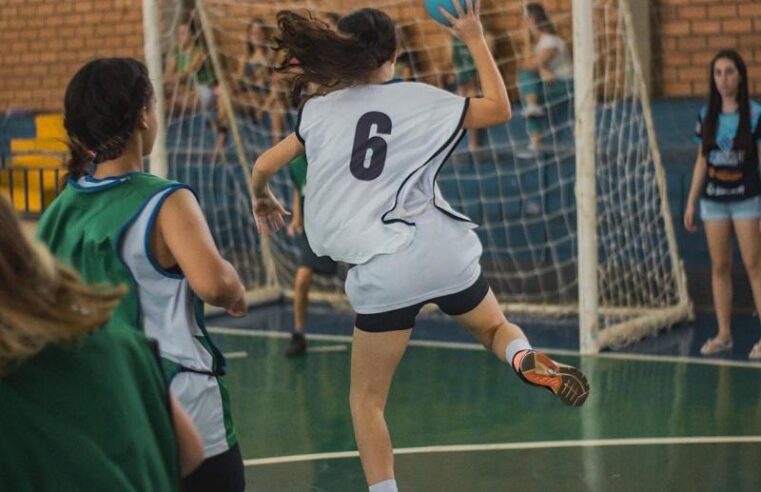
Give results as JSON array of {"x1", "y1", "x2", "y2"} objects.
[{"x1": 297, "y1": 80, "x2": 474, "y2": 265}]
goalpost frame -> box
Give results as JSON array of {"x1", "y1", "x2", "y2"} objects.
[
  {"x1": 573, "y1": 0, "x2": 693, "y2": 353},
  {"x1": 573, "y1": 0, "x2": 599, "y2": 354},
  {"x1": 143, "y1": 0, "x2": 168, "y2": 178}
]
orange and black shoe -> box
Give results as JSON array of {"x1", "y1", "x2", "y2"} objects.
[{"x1": 516, "y1": 350, "x2": 590, "y2": 407}]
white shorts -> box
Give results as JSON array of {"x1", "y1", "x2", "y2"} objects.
[{"x1": 345, "y1": 206, "x2": 483, "y2": 314}]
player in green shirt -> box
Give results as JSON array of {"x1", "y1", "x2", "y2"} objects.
[
  {"x1": 0, "y1": 196, "x2": 203, "y2": 491},
  {"x1": 285, "y1": 154, "x2": 338, "y2": 355}
]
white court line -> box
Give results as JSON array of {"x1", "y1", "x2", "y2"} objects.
[
  {"x1": 207, "y1": 327, "x2": 761, "y2": 370},
  {"x1": 307, "y1": 345, "x2": 348, "y2": 353},
  {"x1": 223, "y1": 351, "x2": 248, "y2": 359},
  {"x1": 243, "y1": 435, "x2": 761, "y2": 466}
]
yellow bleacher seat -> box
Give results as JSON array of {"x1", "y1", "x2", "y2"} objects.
[{"x1": 35, "y1": 114, "x2": 65, "y2": 140}]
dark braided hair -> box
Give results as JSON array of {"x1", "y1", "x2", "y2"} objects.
[
  {"x1": 274, "y1": 8, "x2": 397, "y2": 103},
  {"x1": 63, "y1": 58, "x2": 154, "y2": 180}
]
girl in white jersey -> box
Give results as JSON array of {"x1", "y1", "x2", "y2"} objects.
[{"x1": 251, "y1": 4, "x2": 589, "y2": 491}]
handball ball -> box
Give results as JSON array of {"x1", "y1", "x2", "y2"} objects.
[{"x1": 424, "y1": 0, "x2": 468, "y2": 26}]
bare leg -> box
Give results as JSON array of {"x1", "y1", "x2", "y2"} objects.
[
  {"x1": 292, "y1": 267, "x2": 313, "y2": 334},
  {"x1": 452, "y1": 289, "x2": 527, "y2": 362},
  {"x1": 732, "y1": 219, "x2": 761, "y2": 346},
  {"x1": 350, "y1": 328, "x2": 411, "y2": 486},
  {"x1": 453, "y1": 288, "x2": 589, "y2": 406},
  {"x1": 704, "y1": 220, "x2": 734, "y2": 342}
]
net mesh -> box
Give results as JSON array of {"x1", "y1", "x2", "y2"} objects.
[{"x1": 154, "y1": 0, "x2": 691, "y2": 348}]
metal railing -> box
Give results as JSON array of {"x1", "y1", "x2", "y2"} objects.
[{"x1": 0, "y1": 162, "x2": 64, "y2": 218}]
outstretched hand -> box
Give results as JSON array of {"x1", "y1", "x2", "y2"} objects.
[
  {"x1": 438, "y1": 0, "x2": 484, "y2": 44},
  {"x1": 252, "y1": 189, "x2": 290, "y2": 236}
]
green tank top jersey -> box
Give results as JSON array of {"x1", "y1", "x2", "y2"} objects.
[
  {"x1": 37, "y1": 173, "x2": 176, "y2": 330},
  {"x1": 176, "y1": 46, "x2": 216, "y2": 86},
  {"x1": 0, "y1": 322, "x2": 180, "y2": 491},
  {"x1": 289, "y1": 154, "x2": 308, "y2": 202},
  {"x1": 37, "y1": 172, "x2": 236, "y2": 456}
]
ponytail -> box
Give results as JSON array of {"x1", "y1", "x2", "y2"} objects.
[
  {"x1": 275, "y1": 9, "x2": 397, "y2": 102},
  {"x1": 64, "y1": 138, "x2": 92, "y2": 182}
]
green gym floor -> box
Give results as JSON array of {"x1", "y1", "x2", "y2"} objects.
[{"x1": 209, "y1": 305, "x2": 761, "y2": 492}]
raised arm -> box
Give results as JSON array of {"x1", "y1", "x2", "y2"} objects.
[{"x1": 438, "y1": 0, "x2": 511, "y2": 128}]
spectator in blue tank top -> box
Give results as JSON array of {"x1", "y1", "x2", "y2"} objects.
[{"x1": 684, "y1": 49, "x2": 761, "y2": 360}]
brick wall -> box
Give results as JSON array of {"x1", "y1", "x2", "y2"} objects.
[
  {"x1": 0, "y1": 0, "x2": 144, "y2": 112},
  {"x1": 0, "y1": 0, "x2": 759, "y2": 112},
  {"x1": 658, "y1": 0, "x2": 761, "y2": 98}
]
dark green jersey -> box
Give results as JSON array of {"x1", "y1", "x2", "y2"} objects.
[
  {"x1": 0, "y1": 322, "x2": 180, "y2": 491},
  {"x1": 289, "y1": 154, "x2": 308, "y2": 200}
]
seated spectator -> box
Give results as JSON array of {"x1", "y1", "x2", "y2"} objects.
[{"x1": 517, "y1": 2, "x2": 573, "y2": 152}]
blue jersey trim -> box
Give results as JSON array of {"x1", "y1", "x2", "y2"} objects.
[{"x1": 143, "y1": 184, "x2": 196, "y2": 280}]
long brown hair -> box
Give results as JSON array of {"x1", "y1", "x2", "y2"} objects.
[
  {"x1": 274, "y1": 8, "x2": 397, "y2": 102},
  {"x1": 0, "y1": 197, "x2": 126, "y2": 377},
  {"x1": 701, "y1": 49, "x2": 752, "y2": 157},
  {"x1": 525, "y1": 3, "x2": 558, "y2": 35}
]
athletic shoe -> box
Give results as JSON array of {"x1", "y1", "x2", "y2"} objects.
[
  {"x1": 517, "y1": 350, "x2": 590, "y2": 407},
  {"x1": 285, "y1": 333, "x2": 307, "y2": 357}
]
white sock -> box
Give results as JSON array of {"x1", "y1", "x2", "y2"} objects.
[
  {"x1": 505, "y1": 338, "x2": 532, "y2": 366},
  {"x1": 369, "y1": 479, "x2": 398, "y2": 492}
]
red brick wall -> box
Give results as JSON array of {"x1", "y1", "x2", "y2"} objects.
[
  {"x1": 0, "y1": 0, "x2": 144, "y2": 112},
  {"x1": 0, "y1": 0, "x2": 758, "y2": 112},
  {"x1": 658, "y1": 0, "x2": 761, "y2": 97}
]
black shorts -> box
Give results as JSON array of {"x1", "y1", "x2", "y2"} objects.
[
  {"x1": 355, "y1": 273, "x2": 490, "y2": 333},
  {"x1": 298, "y1": 233, "x2": 338, "y2": 275},
  {"x1": 183, "y1": 443, "x2": 244, "y2": 492}
]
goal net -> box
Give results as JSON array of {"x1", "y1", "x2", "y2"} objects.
[{"x1": 149, "y1": 0, "x2": 693, "y2": 352}]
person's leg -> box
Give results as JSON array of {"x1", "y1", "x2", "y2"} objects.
[
  {"x1": 293, "y1": 267, "x2": 313, "y2": 334},
  {"x1": 287, "y1": 266, "x2": 312, "y2": 356},
  {"x1": 732, "y1": 214, "x2": 761, "y2": 356},
  {"x1": 517, "y1": 69, "x2": 543, "y2": 109},
  {"x1": 447, "y1": 282, "x2": 589, "y2": 406},
  {"x1": 543, "y1": 79, "x2": 573, "y2": 144},
  {"x1": 350, "y1": 327, "x2": 412, "y2": 489},
  {"x1": 517, "y1": 70, "x2": 545, "y2": 148},
  {"x1": 703, "y1": 219, "x2": 734, "y2": 350}
]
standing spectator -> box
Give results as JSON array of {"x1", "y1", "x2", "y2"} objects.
[
  {"x1": 684, "y1": 49, "x2": 761, "y2": 360},
  {"x1": 236, "y1": 18, "x2": 275, "y2": 124}
]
